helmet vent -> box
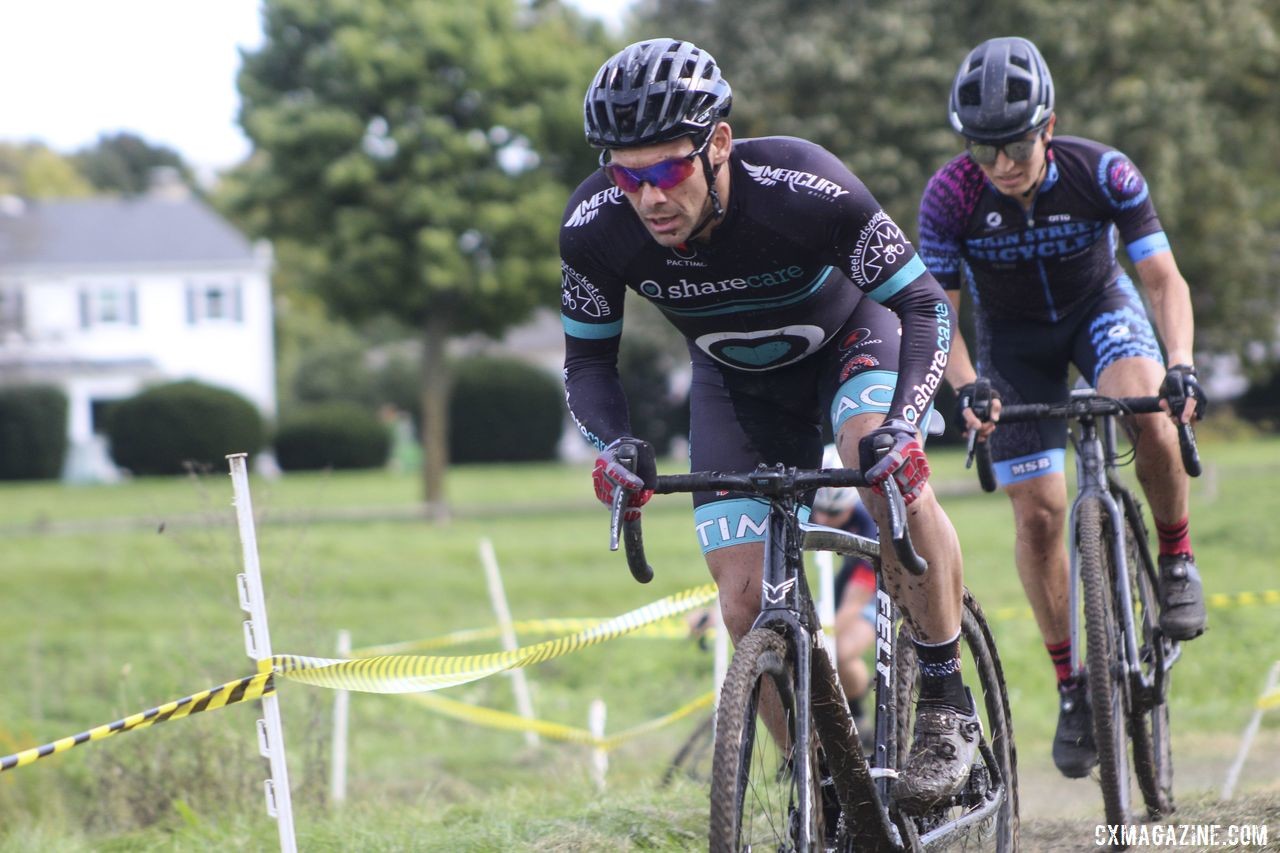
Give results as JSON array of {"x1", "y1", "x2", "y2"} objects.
[
  {"x1": 1007, "y1": 79, "x2": 1031, "y2": 103},
  {"x1": 1009, "y1": 54, "x2": 1031, "y2": 71},
  {"x1": 958, "y1": 82, "x2": 982, "y2": 107}
]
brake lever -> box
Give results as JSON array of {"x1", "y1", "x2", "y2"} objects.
[{"x1": 608, "y1": 483, "x2": 626, "y2": 551}]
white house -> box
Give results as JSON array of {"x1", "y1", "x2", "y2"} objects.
[{"x1": 0, "y1": 184, "x2": 275, "y2": 481}]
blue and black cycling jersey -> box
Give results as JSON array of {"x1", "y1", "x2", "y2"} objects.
[
  {"x1": 561, "y1": 136, "x2": 953, "y2": 451},
  {"x1": 918, "y1": 135, "x2": 1173, "y2": 486},
  {"x1": 918, "y1": 136, "x2": 1169, "y2": 324}
]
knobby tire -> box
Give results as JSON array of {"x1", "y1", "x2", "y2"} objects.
[
  {"x1": 1078, "y1": 497, "x2": 1132, "y2": 831},
  {"x1": 709, "y1": 628, "x2": 822, "y2": 852}
]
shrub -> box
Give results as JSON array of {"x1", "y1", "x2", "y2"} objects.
[
  {"x1": 106, "y1": 381, "x2": 264, "y2": 475},
  {"x1": 0, "y1": 385, "x2": 69, "y2": 480},
  {"x1": 274, "y1": 402, "x2": 391, "y2": 471},
  {"x1": 448, "y1": 357, "x2": 563, "y2": 463}
]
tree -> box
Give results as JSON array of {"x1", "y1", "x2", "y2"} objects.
[
  {"x1": 631, "y1": 0, "x2": 1280, "y2": 361},
  {"x1": 0, "y1": 142, "x2": 93, "y2": 198},
  {"x1": 72, "y1": 132, "x2": 197, "y2": 196},
  {"x1": 231, "y1": 0, "x2": 613, "y2": 513}
]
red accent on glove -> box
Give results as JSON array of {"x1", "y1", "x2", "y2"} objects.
[
  {"x1": 866, "y1": 438, "x2": 931, "y2": 506},
  {"x1": 592, "y1": 457, "x2": 653, "y2": 521}
]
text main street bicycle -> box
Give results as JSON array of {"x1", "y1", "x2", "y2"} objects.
[
  {"x1": 607, "y1": 446, "x2": 1018, "y2": 852},
  {"x1": 971, "y1": 382, "x2": 1202, "y2": 834}
]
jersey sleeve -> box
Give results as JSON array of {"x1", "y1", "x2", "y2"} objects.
[
  {"x1": 917, "y1": 157, "x2": 985, "y2": 291},
  {"x1": 1093, "y1": 148, "x2": 1170, "y2": 264},
  {"x1": 821, "y1": 160, "x2": 956, "y2": 430},
  {"x1": 560, "y1": 217, "x2": 632, "y2": 450}
]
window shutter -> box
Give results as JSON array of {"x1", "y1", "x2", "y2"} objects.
[
  {"x1": 128, "y1": 286, "x2": 139, "y2": 325},
  {"x1": 79, "y1": 289, "x2": 91, "y2": 329},
  {"x1": 186, "y1": 284, "x2": 197, "y2": 325},
  {"x1": 232, "y1": 283, "x2": 243, "y2": 322}
]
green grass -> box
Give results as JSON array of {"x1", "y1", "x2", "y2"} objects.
[{"x1": 1, "y1": 435, "x2": 1277, "y2": 850}]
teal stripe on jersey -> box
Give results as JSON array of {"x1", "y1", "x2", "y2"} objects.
[
  {"x1": 1125, "y1": 232, "x2": 1170, "y2": 264},
  {"x1": 659, "y1": 267, "x2": 834, "y2": 318},
  {"x1": 562, "y1": 315, "x2": 623, "y2": 339},
  {"x1": 866, "y1": 255, "x2": 926, "y2": 304}
]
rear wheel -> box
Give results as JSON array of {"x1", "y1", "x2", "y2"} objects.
[
  {"x1": 709, "y1": 628, "x2": 824, "y2": 852},
  {"x1": 1121, "y1": 500, "x2": 1175, "y2": 819},
  {"x1": 663, "y1": 712, "x2": 715, "y2": 786},
  {"x1": 1078, "y1": 497, "x2": 1132, "y2": 829},
  {"x1": 894, "y1": 591, "x2": 1019, "y2": 851}
]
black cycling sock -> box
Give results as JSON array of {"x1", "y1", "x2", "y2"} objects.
[{"x1": 913, "y1": 632, "x2": 970, "y2": 712}]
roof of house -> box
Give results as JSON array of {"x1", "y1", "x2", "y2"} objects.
[{"x1": 0, "y1": 194, "x2": 262, "y2": 270}]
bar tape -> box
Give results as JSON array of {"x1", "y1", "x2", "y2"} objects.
[
  {"x1": 269, "y1": 584, "x2": 718, "y2": 694},
  {"x1": 0, "y1": 672, "x2": 274, "y2": 773}
]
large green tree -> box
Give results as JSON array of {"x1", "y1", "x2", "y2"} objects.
[
  {"x1": 231, "y1": 0, "x2": 612, "y2": 511},
  {"x1": 0, "y1": 142, "x2": 93, "y2": 198},
  {"x1": 631, "y1": 0, "x2": 1280, "y2": 359}
]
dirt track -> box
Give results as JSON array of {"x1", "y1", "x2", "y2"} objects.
[{"x1": 1017, "y1": 731, "x2": 1279, "y2": 851}]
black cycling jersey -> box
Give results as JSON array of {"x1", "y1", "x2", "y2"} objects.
[
  {"x1": 917, "y1": 136, "x2": 1170, "y2": 324},
  {"x1": 561, "y1": 136, "x2": 953, "y2": 452}
]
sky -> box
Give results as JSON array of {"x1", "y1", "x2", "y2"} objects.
[{"x1": 0, "y1": 0, "x2": 624, "y2": 179}]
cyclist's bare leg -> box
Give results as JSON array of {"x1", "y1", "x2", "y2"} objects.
[
  {"x1": 1097, "y1": 356, "x2": 1190, "y2": 527},
  {"x1": 1004, "y1": 473, "x2": 1072, "y2": 645},
  {"x1": 834, "y1": 414, "x2": 962, "y2": 642},
  {"x1": 706, "y1": 542, "x2": 791, "y2": 744},
  {"x1": 834, "y1": 589, "x2": 874, "y2": 699}
]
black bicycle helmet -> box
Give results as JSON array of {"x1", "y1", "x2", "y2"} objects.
[
  {"x1": 583, "y1": 38, "x2": 732, "y2": 149},
  {"x1": 949, "y1": 37, "x2": 1054, "y2": 143}
]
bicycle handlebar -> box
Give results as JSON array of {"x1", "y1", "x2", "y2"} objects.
[
  {"x1": 607, "y1": 459, "x2": 928, "y2": 582},
  {"x1": 969, "y1": 389, "x2": 1202, "y2": 486}
]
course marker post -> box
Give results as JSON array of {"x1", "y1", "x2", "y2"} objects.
[
  {"x1": 330, "y1": 629, "x2": 351, "y2": 806},
  {"x1": 478, "y1": 538, "x2": 539, "y2": 747},
  {"x1": 1221, "y1": 659, "x2": 1280, "y2": 800},
  {"x1": 589, "y1": 699, "x2": 607, "y2": 789},
  {"x1": 229, "y1": 453, "x2": 297, "y2": 853}
]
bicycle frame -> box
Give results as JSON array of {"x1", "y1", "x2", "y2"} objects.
[{"x1": 1064, "y1": 394, "x2": 1179, "y2": 703}]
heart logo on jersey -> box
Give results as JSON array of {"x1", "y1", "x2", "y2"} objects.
[{"x1": 696, "y1": 325, "x2": 827, "y2": 372}]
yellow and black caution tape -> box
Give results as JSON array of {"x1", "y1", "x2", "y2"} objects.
[
  {"x1": 0, "y1": 672, "x2": 273, "y2": 773},
  {"x1": 354, "y1": 617, "x2": 693, "y2": 657},
  {"x1": 405, "y1": 690, "x2": 715, "y2": 749},
  {"x1": 270, "y1": 584, "x2": 717, "y2": 694}
]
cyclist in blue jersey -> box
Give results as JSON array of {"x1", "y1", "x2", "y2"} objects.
[
  {"x1": 919, "y1": 36, "x2": 1208, "y2": 780},
  {"x1": 563, "y1": 38, "x2": 976, "y2": 812}
]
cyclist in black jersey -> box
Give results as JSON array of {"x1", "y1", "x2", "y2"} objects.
[
  {"x1": 563, "y1": 38, "x2": 976, "y2": 813},
  {"x1": 918, "y1": 36, "x2": 1208, "y2": 779}
]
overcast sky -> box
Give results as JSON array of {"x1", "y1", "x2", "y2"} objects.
[{"x1": 0, "y1": 0, "x2": 624, "y2": 178}]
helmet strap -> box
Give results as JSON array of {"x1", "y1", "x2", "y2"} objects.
[{"x1": 686, "y1": 148, "x2": 725, "y2": 242}]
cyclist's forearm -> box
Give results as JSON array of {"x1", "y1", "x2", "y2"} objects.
[
  {"x1": 942, "y1": 291, "x2": 978, "y2": 390},
  {"x1": 1135, "y1": 254, "x2": 1195, "y2": 366}
]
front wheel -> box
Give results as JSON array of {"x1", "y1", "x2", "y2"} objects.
[
  {"x1": 894, "y1": 590, "x2": 1019, "y2": 851},
  {"x1": 1078, "y1": 497, "x2": 1132, "y2": 830},
  {"x1": 709, "y1": 628, "x2": 824, "y2": 852}
]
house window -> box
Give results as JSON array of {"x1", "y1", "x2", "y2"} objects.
[
  {"x1": 78, "y1": 283, "x2": 138, "y2": 328},
  {"x1": 186, "y1": 281, "x2": 243, "y2": 324},
  {"x1": 0, "y1": 284, "x2": 23, "y2": 334}
]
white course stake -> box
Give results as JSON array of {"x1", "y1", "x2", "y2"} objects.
[
  {"x1": 228, "y1": 453, "x2": 297, "y2": 853},
  {"x1": 1221, "y1": 660, "x2": 1280, "y2": 800},
  {"x1": 478, "y1": 538, "x2": 539, "y2": 747},
  {"x1": 330, "y1": 629, "x2": 351, "y2": 806},
  {"x1": 589, "y1": 698, "x2": 608, "y2": 789}
]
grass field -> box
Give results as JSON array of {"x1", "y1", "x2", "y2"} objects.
[{"x1": 1, "y1": 436, "x2": 1277, "y2": 851}]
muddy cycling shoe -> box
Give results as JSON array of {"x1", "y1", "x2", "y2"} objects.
[
  {"x1": 1053, "y1": 674, "x2": 1097, "y2": 778},
  {"x1": 894, "y1": 692, "x2": 981, "y2": 816},
  {"x1": 1157, "y1": 554, "x2": 1207, "y2": 640}
]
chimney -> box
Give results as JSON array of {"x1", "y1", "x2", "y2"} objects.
[{"x1": 147, "y1": 166, "x2": 190, "y2": 201}]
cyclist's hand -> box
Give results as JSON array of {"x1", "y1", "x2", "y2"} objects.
[
  {"x1": 858, "y1": 418, "x2": 931, "y2": 506},
  {"x1": 1159, "y1": 364, "x2": 1207, "y2": 424},
  {"x1": 953, "y1": 379, "x2": 1001, "y2": 440},
  {"x1": 592, "y1": 437, "x2": 656, "y2": 521}
]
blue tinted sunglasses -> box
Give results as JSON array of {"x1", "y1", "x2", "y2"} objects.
[{"x1": 601, "y1": 135, "x2": 710, "y2": 193}]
